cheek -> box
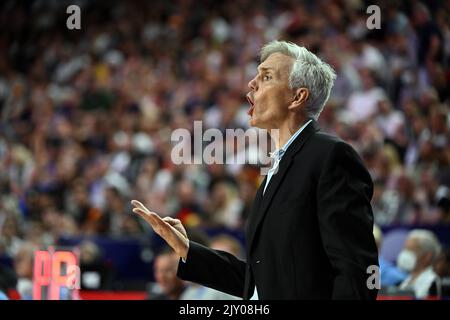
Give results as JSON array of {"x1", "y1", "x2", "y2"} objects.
[
  {"x1": 264, "y1": 94, "x2": 287, "y2": 119},
  {"x1": 257, "y1": 90, "x2": 277, "y2": 112}
]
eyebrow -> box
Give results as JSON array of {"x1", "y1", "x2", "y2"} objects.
[{"x1": 257, "y1": 66, "x2": 275, "y2": 73}]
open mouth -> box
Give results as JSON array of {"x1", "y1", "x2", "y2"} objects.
[{"x1": 246, "y1": 93, "x2": 255, "y2": 116}]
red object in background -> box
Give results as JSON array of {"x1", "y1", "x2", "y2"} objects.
[
  {"x1": 33, "y1": 249, "x2": 80, "y2": 300},
  {"x1": 33, "y1": 251, "x2": 52, "y2": 299},
  {"x1": 78, "y1": 291, "x2": 147, "y2": 300},
  {"x1": 8, "y1": 289, "x2": 146, "y2": 300},
  {"x1": 7, "y1": 289, "x2": 21, "y2": 300}
]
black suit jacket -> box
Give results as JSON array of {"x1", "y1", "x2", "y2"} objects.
[{"x1": 177, "y1": 120, "x2": 379, "y2": 299}]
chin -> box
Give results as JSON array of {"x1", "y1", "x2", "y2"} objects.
[
  {"x1": 249, "y1": 114, "x2": 274, "y2": 129},
  {"x1": 249, "y1": 118, "x2": 263, "y2": 129}
]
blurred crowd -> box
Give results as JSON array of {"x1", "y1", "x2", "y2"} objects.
[{"x1": 0, "y1": 0, "x2": 449, "y2": 299}]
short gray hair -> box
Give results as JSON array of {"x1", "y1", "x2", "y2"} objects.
[
  {"x1": 408, "y1": 229, "x2": 441, "y2": 260},
  {"x1": 260, "y1": 40, "x2": 336, "y2": 120}
]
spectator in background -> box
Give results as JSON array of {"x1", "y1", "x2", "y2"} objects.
[
  {"x1": 148, "y1": 248, "x2": 186, "y2": 300},
  {"x1": 435, "y1": 246, "x2": 450, "y2": 275},
  {"x1": 375, "y1": 98, "x2": 405, "y2": 141},
  {"x1": 373, "y1": 224, "x2": 408, "y2": 287},
  {"x1": 431, "y1": 246, "x2": 450, "y2": 297},
  {"x1": 397, "y1": 229, "x2": 441, "y2": 298},
  {"x1": 13, "y1": 242, "x2": 36, "y2": 300},
  {"x1": 205, "y1": 181, "x2": 243, "y2": 229},
  {"x1": 0, "y1": 283, "x2": 9, "y2": 300},
  {"x1": 346, "y1": 68, "x2": 387, "y2": 122},
  {"x1": 79, "y1": 240, "x2": 114, "y2": 291},
  {"x1": 0, "y1": 213, "x2": 24, "y2": 256},
  {"x1": 101, "y1": 187, "x2": 142, "y2": 237},
  {"x1": 0, "y1": 264, "x2": 16, "y2": 300},
  {"x1": 436, "y1": 186, "x2": 450, "y2": 224},
  {"x1": 210, "y1": 234, "x2": 245, "y2": 260},
  {"x1": 173, "y1": 179, "x2": 206, "y2": 228}
]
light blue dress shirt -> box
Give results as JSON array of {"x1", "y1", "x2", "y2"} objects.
[{"x1": 252, "y1": 119, "x2": 312, "y2": 300}]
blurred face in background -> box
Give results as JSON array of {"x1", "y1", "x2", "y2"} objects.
[
  {"x1": 14, "y1": 248, "x2": 33, "y2": 279},
  {"x1": 14, "y1": 244, "x2": 35, "y2": 299},
  {"x1": 154, "y1": 252, "x2": 184, "y2": 297},
  {"x1": 176, "y1": 180, "x2": 195, "y2": 206},
  {"x1": 433, "y1": 250, "x2": 450, "y2": 277},
  {"x1": 360, "y1": 69, "x2": 376, "y2": 90},
  {"x1": 247, "y1": 53, "x2": 295, "y2": 130},
  {"x1": 1, "y1": 216, "x2": 19, "y2": 239},
  {"x1": 210, "y1": 237, "x2": 243, "y2": 259},
  {"x1": 397, "y1": 237, "x2": 433, "y2": 273}
]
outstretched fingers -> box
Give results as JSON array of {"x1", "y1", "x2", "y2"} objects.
[
  {"x1": 132, "y1": 208, "x2": 158, "y2": 229},
  {"x1": 131, "y1": 200, "x2": 189, "y2": 258},
  {"x1": 132, "y1": 207, "x2": 177, "y2": 239}
]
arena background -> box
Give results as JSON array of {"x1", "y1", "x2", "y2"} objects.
[{"x1": 0, "y1": 0, "x2": 449, "y2": 300}]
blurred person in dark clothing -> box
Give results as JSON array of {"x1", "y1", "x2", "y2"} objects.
[
  {"x1": 79, "y1": 240, "x2": 114, "y2": 291},
  {"x1": 436, "y1": 189, "x2": 450, "y2": 224},
  {"x1": 430, "y1": 246, "x2": 450, "y2": 297},
  {"x1": 435, "y1": 246, "x2": 450, "y2": 276},
  {"x1": 66, "y1": 180, "x2": 102, "y2": 234},
  {"x1": 173, "y1": 179, "x2": 206, "y2": 228},
  {"x1": 412, "y1": 3, "x2": 444, "y2": 67},
  {"x1": 0, "y1": 264, "x2": 16, "y2": 300},
  {"x1": 100, "y1": 187, "x2": 142, "y2": 237}
]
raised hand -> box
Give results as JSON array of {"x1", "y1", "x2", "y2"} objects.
[{"x1": 131, "y1": 200, "x2": 189, "y2": 260}]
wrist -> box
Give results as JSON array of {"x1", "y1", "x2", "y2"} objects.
[{"x1": 181, "y1": 239, "x2": 189, "y2": 261}]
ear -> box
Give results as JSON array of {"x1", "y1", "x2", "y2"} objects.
[{"x1": 288, "y1": 87, "x2": 309, "y2": 112}]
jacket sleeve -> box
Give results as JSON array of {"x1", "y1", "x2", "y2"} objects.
[
  {"x1": 177, "y1": 241, "x2": 246, "y2": 298},
  {"x1": 317, "y1": 141, "x2": 379, "y2": 300}
]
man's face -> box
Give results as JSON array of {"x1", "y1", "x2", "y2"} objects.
[
  {"x1": 404, "y1": 237, "x2": 432, "y2": 271},
  {"x1": 247, "y1": 53, "x2": 295, "y2": 129},
  {"x1": 154, "y1": 253, "x2": 183, "y2": 295},
  {"x1": 434, "y1": 252, "x2": 450, "y2": 277},
  {"x1": 14, "y1": 249, "x2": 33, "y2": 278}
]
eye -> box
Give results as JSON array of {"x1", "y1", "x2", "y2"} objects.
[{"x1": 263, "y1": 74, "x2": 272, "y2": 81}]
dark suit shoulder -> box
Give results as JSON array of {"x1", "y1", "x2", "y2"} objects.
[
  {"x1": 313, "y1": 131, "x2": 350, "y2": 148},
  {"x1": 304, "y1": 130, "x2": 354, "y2": 160},
  {"x1": 299, "y1": 129, "x2": 371, "y2": 186}
]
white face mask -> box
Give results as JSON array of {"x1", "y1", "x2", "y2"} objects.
[
  {"x1": 397, "y1": 249, "x2": 417, "y2": 272},
  {"x1": 16, "y1": 278, "x2": 33, "y2": 299}
]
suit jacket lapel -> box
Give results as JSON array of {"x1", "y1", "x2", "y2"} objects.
[
  {"x1": 246, "y1": 120, "x2": 321, "y2": 255},
  {"x1": 245, "y1": 175, "x2": 265, "y2": 239}
]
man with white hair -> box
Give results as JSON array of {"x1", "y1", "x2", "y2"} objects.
[
  {"x1": 397, "y1": 229, "x2": 441, "y2": 298},
  {"x1": 132, "y1": 40, "x2": 379, "y2": 299}
]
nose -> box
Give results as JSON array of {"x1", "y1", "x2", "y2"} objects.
[{"x1": 248, "y1": 76, "x2": 257, "y2": 91}]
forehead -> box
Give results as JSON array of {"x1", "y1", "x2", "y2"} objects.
[
  {"x1": 405, "y1": 237, "x2": 420, "y2": 250},
  {"x1": 155, "y1": 254, "x2": 176, "y2": 266},
  {"x1": 258, "y1": 52, "x2": 294, "y2": 75}
]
